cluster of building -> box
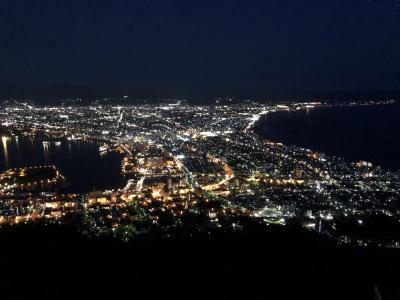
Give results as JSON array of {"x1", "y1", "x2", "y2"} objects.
[{"x1": 0, "y1": 98, "x2": 399, "y2": 246}]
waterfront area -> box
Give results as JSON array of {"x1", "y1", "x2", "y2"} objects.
[
  {"x1": 255, "y1": 103, "x2": 400, "y2": 171},
  {"x1": 0, "y1": 99, "x2": 400, "y2": 247},
  {"x1": 3, "y1": 1, "x2": 400, "y2": 298},
  {"x1": 0, "y1": 137, "x2": 124, "y2": 193}
]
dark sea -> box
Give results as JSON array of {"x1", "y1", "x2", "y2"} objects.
[
  {"x1": 0, "y1": 138, "x2": 125, "y2": 193},
  {"x1": 255, "y1": 103, "x2": 400, "y2": 171}
]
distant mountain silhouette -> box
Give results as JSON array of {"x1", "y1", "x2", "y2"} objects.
[{"x1": 1, "y1": 84, "x2": 400, "y2": 105}]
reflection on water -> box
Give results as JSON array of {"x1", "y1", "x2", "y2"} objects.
[
  {"x1": 15, "y1": 136, "x2": 20, "y2": 160},
  {"x1": 0, "y1": 137, "x2": 125, "y2": 193},
  {"x1": 1, "y1": 136, "x2": 9, "y2": 169},
  {"x1": 43, "y1": 142, "x2": 50, "y2": 162},
  {"x1": 68, "y1": 142, "x2": 72, "y2": 160}
]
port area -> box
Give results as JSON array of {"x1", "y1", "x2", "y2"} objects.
[{"x1": 0, "y1": 165, "x2": 67, "y2": 193}]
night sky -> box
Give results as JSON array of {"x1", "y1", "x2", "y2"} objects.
[{"x1": 1, "y1": 0, "x2": 400, "y2": 100}]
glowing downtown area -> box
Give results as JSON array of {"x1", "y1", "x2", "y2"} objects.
[{"x1": 0, "y1": 98, "x2": 399, "y2": 248}]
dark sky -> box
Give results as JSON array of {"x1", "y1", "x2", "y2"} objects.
[{"x1": 1, "y1": 0, "x2": 400, "y2": 100}]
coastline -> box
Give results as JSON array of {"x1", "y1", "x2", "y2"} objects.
[{"x1": 253, "y1": 102, "x2": 400, "y2": 172}]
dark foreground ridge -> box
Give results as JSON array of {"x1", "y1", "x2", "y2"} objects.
[{"x1": 0, "y1": 223, "x2": 399, "y2": 300}]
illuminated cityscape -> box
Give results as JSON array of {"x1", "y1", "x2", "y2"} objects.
[
  {"x1": 1, "y1": 99, "x2": 399, "y2": 248},
  {"x1": 2, "y1": 1, "x2": 400, "y2": 298}
]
